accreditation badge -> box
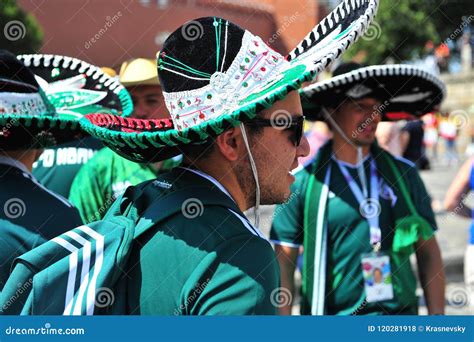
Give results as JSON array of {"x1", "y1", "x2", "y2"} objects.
[{"x1": 361, "y1": 252, "x2": 394, "y2": 303}]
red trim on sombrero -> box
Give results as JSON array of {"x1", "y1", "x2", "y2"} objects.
[
  {"x1": 85, "y1": 113, "x2": 174, "y2": 132},
  {"x1": 385, "y1": 112, "x2": 418, "y2": 121}
]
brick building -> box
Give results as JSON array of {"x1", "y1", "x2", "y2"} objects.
[{"x1": 18, "y1": 0, "x2": 328, "y2": 69}]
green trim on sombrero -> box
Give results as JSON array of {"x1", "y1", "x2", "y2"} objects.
[
  {"x1": 80, "y1": 64, "x2": 318, "y2": 163},
  {"x1": 81, "y1": 0, "x2": 379, "y2": 163}
]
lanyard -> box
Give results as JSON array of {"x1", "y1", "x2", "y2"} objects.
[{"x1": 335, "y1": 158, "x2": 382, "y2": 250}]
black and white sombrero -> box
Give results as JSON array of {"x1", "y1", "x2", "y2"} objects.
[
  {"x1": 301, "y1": 63, "x2": 446, "y2": 121},
  {"x1": 80, "y1": 0, "x2": 379, "y2": 163},
  {"x1": 0, "y1": 52, "x2": 132, "y2": 150}
]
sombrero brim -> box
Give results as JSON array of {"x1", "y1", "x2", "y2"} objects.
[
  {"x1": 81, "y1": 0, "x2": 379, "y2": 163},
  {"x1": 0, "y1": 54, "x2": 133, "y2": 149},
  {"x1": 300, "y1": 64, "x2": 446, "y2": 121},
  {"x1": 0, "y1": 114, "x2": 83, "y2": 150}
]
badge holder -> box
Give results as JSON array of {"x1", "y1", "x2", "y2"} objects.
[{"x1": 361, "y1": 242, "x2": 394, "y2": 303}]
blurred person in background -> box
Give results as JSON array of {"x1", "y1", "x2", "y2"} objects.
[
  {"x1": 444, "y1": 157, "x2": 474, "y2": 313},
  {"x1": 400, "y1": 119, "x2": 430, "y2": 170},
  {"x1": 422, "y1": 112, "x2": 439, "y2": 161},
  {"x1": 69, "y1": 58, "x2": 180, "y2": 223},
  {"x1": 298, "y1": 120, "x2": 332, "y2": 166},
  {"x1": 439, "y1": 112, "x2": 459, "y2": 166},
  {"x1": 375, "y1": 121, "x2": 403, "y2": 157}
]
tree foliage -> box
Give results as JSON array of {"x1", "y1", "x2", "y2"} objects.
[
  {"x1": 344, "y1": 0, "x2": 473, "y2": 64},
  {"x1": 0, "y1": 0, "x2": 43, "y2": 54}
]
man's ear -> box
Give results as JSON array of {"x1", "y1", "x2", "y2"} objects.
[{"x1": 214, "y1": 127, "x2": 241, "y2": 162}]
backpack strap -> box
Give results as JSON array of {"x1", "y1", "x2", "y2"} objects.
[{"x1": 133, "y1": 185, "x2": 242, "y2": 239}]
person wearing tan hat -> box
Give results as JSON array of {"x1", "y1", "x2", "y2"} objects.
[
  {"x1": 69, "y1": 58, "x2": 180, "y2": 223},
  {"x1": 119, "y1": 58, "x2": 169, "y2": 120}
]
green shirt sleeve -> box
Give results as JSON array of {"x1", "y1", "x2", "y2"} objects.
[
  {"x1": 69, "y1": 154, "x2": 108, "y2": 223},
  {"x1": 182, "y1": 235, "x2": 280, "y2": 315},
  {"x1": 270, "y1": 166, "x2": 310, "y2": 247}
]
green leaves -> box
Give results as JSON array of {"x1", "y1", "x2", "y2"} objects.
[
  {"x1": 343, "y1": 0, "x2": 447, "y2": 64},
  {"x1": 1, "y1": 0, "x2": 43, "y2": 54}
]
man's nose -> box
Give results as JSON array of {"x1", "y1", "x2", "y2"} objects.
[{"x1": 297, "y1": 134, "x2": 310, "y2": 158}]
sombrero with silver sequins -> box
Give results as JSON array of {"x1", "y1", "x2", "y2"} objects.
[
  {"x1": 80, "y1": 0, "x2": 379, "y2": 163},
  {"x1": 301, "y1": 63, "x2": 446, "y2": 121},
  {"x1": 0, "y1": 52, "x2": 132, "y2": 149}
]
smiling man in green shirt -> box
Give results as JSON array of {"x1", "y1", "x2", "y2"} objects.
[{"x1": 271, "y1": 63, "x2": 446, "y2": 315}]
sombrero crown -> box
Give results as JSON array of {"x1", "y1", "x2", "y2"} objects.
[{"x1": 81, "y1": 0, "x2": 379, "y2": 163}]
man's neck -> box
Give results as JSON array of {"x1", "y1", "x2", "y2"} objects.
[
  {"x1": 0, "y1": 150, "x2": 40, "y2": 172},
  {"x1": 183, "y1": 160, "x2": 249, "y2": 212},
  {"x1": 332, "y1": 136, "x2": 370, "y2": 165}
]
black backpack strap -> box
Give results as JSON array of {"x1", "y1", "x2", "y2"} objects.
[{"x1": 133, "y1": 186, "x2": 241, "y2": 239}]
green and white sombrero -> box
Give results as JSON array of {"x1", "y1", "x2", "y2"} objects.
[
  {"x1": 301, "y1": 63, "x2": 446, "y2": 121},
  {"x1": 0, "y1": 52, "x2": 132, "y2": 150},
  {"x1": 80, "y1": 0, "x2": 379, "y2": 163}
]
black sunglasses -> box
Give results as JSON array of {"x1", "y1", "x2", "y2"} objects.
[{"x1": 247, "y1": 115, "x2": 305, "y2": 147}]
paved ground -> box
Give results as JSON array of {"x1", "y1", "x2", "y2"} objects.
[
  {"x1": 418, "y1": 158, "x2": 472, "y2": 315},
  {"x1": 249, "y1": 156, "x2": 473, "y2": 315}
]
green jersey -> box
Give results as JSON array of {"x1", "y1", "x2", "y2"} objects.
[
  {"x1": 0, "y1": 158, "x2": 83, "y2": 290},
  {"x1": 115, "y1": 167, "x2": 280, "y2": 315},
  {"x1": 271, "y1": 153, "x2": 436, "y2": 315},
  {"x1": 69, "y1": 148, "x2": 181, "y2": 223},
  {"x1": 32, "y1": 137, "x2": 103, "y2": 198}
]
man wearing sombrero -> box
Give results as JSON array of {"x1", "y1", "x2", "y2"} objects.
[
  {"x1": 69, "y1": 58, "x2": 180, "y2": 223},
  {"x1": 1, "y1": 0, "x2": 376, "y2": 314},
  {"x1": 0, "y1": 50, "x2": 133, "y2": 290},
  {"x1": 0, "y1": 50, "x2": 86, "y2": 288},
  {"x1": 83, "y1": 1, "x2": 379, "y2": 313},
  {"x1": 271, "y1": 62, "x2": 446, "y2": 315}
]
